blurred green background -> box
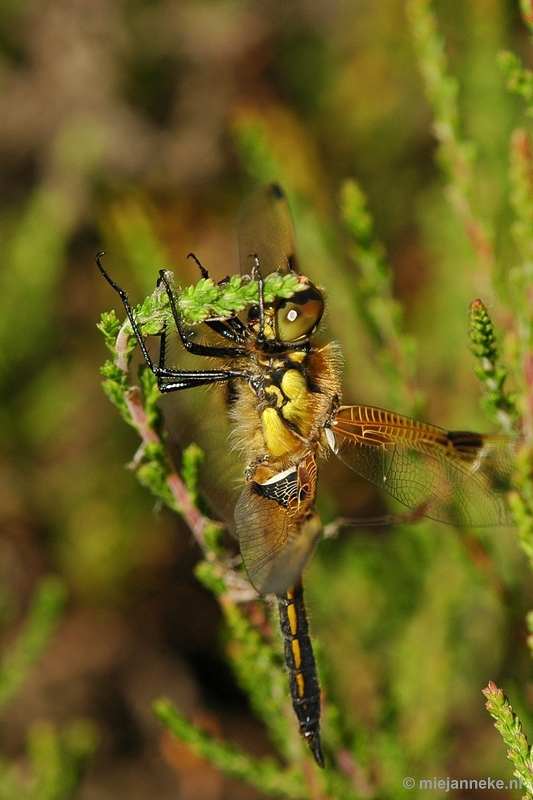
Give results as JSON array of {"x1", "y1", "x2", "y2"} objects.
[{"x1": 0, "y1": 0, "x2": 531, "y2": 798}]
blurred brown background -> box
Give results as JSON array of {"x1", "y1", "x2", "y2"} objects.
[{"x1": 0, "y1": 1, "x2": 531, "y2": 798}]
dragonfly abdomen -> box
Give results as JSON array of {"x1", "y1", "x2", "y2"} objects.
[{"x1": 277, "y1": 582, "x2": 324, "y2": 767}]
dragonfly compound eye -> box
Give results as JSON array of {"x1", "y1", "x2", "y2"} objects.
[{"x1": 275, "y1": 284, "x2": 324, "y2": 341}]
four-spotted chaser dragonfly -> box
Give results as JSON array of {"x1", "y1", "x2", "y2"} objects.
[{"x1": 97, "y1": 183, "x2": 516, "y2": 768}]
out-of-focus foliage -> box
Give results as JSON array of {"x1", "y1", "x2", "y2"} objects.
[{"x1": 1, "y1": 0, "x2": 533, "y2": 798}]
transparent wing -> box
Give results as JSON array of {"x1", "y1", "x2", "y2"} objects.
[
  {"x1": 237, "y1": 182, "x2": 299, "y2": 277},
  {"x1": 234, "y1": 455, "x2": 321, "y2": 596},
  {"x1": 159, "y1": 332, "x2": 243, "y2": 534},
  {"x1": 328, "y1": 405, "x2": 517, "y2": 527}
]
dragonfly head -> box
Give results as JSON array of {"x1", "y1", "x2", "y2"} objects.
[{"x1": 274, "y1": 282, "x2": 325, "y2": 342}]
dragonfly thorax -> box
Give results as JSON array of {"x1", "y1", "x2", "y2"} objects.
[{"x1": 229, "y1": 339, "x2": 343, "y2": 471}]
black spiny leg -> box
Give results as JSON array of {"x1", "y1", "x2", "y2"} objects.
[
  {"x1": 186, "y1": 252, "x2": 247, "y2": 343},
  {"x1": 157, "y1": 270, "x2": 249, "y2": 359},
  {"x1": 97, "y1": 252, "x2": 164, "y2": 376},
  {"x1": 96, "y1": 253, "x2": 250, "y2": 393},
  {"x1": 205, "y1": 316, "x2": 247, "y2": 344},
  {"x1": 187, "y1": 251, "x2": 210, "y2": 279}
]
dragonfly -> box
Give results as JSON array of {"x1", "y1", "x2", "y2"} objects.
[{"x1": 97, "y1": 183, "x2": 516, "y2": 768}]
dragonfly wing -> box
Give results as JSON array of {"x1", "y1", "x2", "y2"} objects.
[
  {"x1": 237, "y1": 183, "x2": 299, "y2": 277},
  {"x1": 327, "y1": 405, "x2": 517, "y2": 527},
  {"x1": 159, "y1": 334, "x2": 243, "y2": 535},
  {"x1": 234, "y1": 454, "x2": 321, "y2": 596}
]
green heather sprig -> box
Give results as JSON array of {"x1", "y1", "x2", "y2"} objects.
[
  {"x1": 483, "y1": 681, "x2": 533, "y2": 798},
  {"x1": 508, "y1": 128, "x2": 533, "y2": 442},
  {"x1": 153, "y1": 699, "x2": 305, "y2": 799},
  {"x1": 508, "y1": 445, "x2": 533, "y2": 569},
  {"x1": 175, "y1": 270, "x2": 306, "y2": 324},
  {"x1": 0, "y1": 577, "x2": 93, "y2": 800},
  {"x1": 519, "y1": 0, "x2": 533, "y2": 37},
  {"x1": 0, "y1": 719, "x2": 97, "y2": 800},
  {"x1": 468, "y1": 299, "x2": 518, "y2": 433},
  {"x1": 509, "y1": 129, "x2": 533, "y2": 269},
  {"x1": 100, "y1": 269, "x2": 305, "y2": 339},
  {"x1": 339, "y1": 179, "x2": 421, "y2": 416},
  {"x1": 499, "y1": 51, "x2": 533, "y2": 116},
  {"x1": 500, "y1": 57, "x2": 533, "y2": 470},
  {"x1": 232, "y1": 112, "x2": 282, "y2": 185},
  {"x1": 0, "y1": 577, "x2": 67, "y2": 711},
  {"x1": 406, "y1": 0, "x2": 493, "y2": 270},
  {"x1": 499, "y1": 0, "x2": 533, "y2": 110},
  {"x1": 467, "y1": 298, "x2": 533, "y2": 570},
  {"x1": 339, "y1": 180, "x2": 404, "y2": 348},
  {"x1": 193, "y1": 564, "x2": 302, "y2": 762}
]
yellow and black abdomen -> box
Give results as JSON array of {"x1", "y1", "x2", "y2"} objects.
[{"x1": 277, "y1": 582, "x2": 323, "y2": 767}]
